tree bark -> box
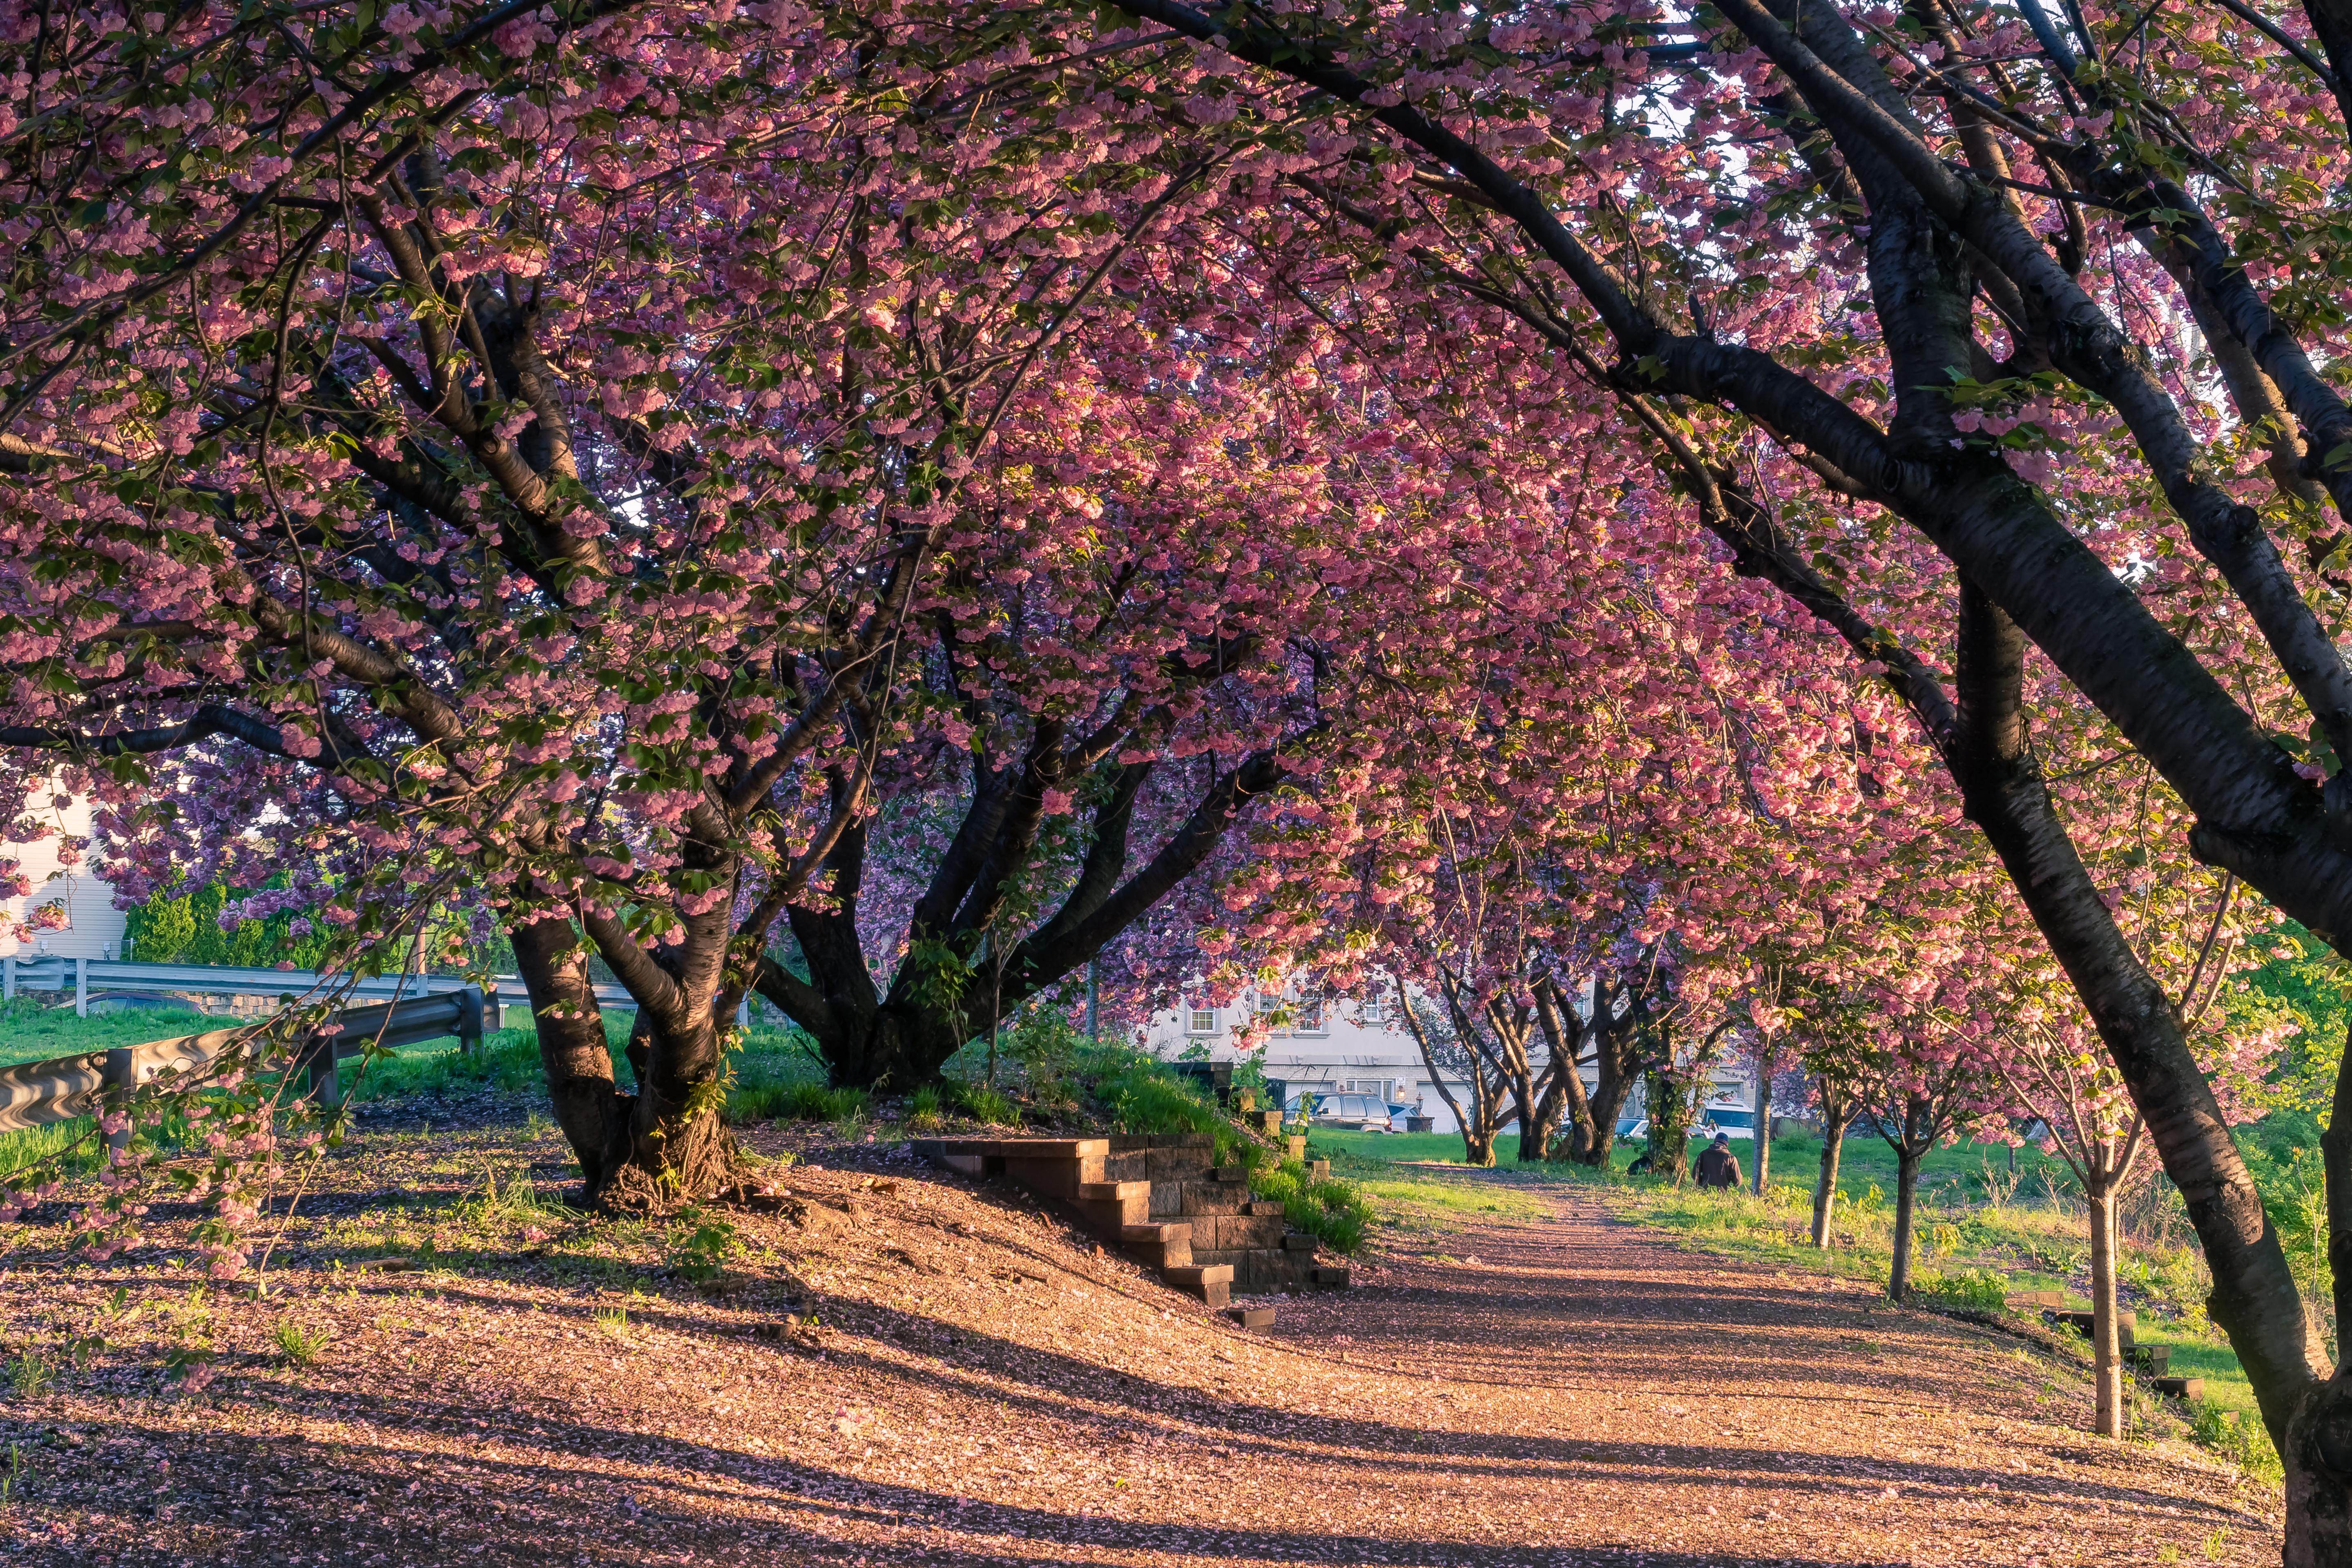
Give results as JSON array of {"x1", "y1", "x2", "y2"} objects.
[
  {"x1": 1890, "y1": 1143, "x2": 1922, "y2": 1301},
  {"x1": 1812, "y1": 1107, "x2": 1845, "y2": 1249},
  {"x1": 509, "y1": 913, "x2": 631, "y2": 1203},
  {"x1": 1753, "y1": 1061, "x2": 1774, "y2": 1196},
  {"x1": 1646, "y1": 1064, "x2": 1696, "y2": 1184},
  {"x1": 1576, "y1": 983, "x2": 1642, "y2": 1169},
  {"x1": 1533, "y1": 979, "x2": 1594, "y2": 1162},
  {"x1": 2088, "y1": 1178, "x2": 2126, "y2": 1439}
]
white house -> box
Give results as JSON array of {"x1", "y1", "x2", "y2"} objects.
[
  {"x1": 1143, "y1": 979, "x2": 1759, "y2": 1140},
  {"x1": 0, "y1": 792, "x2": 126, "y2": 961},
  {"x1": 1141, "y1": 985, "x2": 1476, "y2": 1129}
]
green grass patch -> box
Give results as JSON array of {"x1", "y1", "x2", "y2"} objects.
[{"x1": 0, "y1": 999, "x2": 225, "y2": 1068}]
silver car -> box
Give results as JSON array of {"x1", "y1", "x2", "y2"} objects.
[{"x1": 1290, "y1": 1091, "x2": 1393, "y2": 1132}]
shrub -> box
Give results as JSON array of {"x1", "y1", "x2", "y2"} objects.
[
  {"x1": 1252, "y1": 1160, "x2": 1372, "y2": 1254},
  {"x1": 2188, "y1": 1394, "x2": 2284, "y2": 1487},
  {"x1": 908, "y1": 1084, "x2": 943, "y2": 1131},
  {"x1": 667, "y1": 1209, "x2": 741, "y2": 1283},
  {"x1": 951, "y1": 1081, "x2": 1021, "y2": 1126},
  {"x1": 1910, "y1": 1267, "x2": 2006, "y2": 1313}
]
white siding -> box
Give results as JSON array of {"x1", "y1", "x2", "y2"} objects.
[{"x1": 0, "y1": 793, "x2": 126, "y2": 959}]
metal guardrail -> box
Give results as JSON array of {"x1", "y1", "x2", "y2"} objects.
[
  {"x1": 0, "y1": 956, "x2": 636, "y2": 1016},
  {"x1": 0, "y1": 986, "x2": 500, "y2": 1139}
]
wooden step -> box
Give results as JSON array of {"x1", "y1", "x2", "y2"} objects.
[
  {"x1": 1223, "y1": 1305, "x2": 1277, "y2": 1330},
  {"x1": 2152, "y1": 1376, "x2": 2205, "y2": 1401}
]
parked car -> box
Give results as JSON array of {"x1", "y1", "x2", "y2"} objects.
[
  {"x1": 1287, "y1": 1091, "x2": 1394, "y2": 1132},
  {"x1": 1614, "y1": 1115, "x2": 1648, "y2": 1142}
]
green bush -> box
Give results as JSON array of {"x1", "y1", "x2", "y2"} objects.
[
  {"x1": 951, "y1": 1081, "x2": 1021, "y2": 1126},
  {"x1": 1093, "y1": 1051, "x2": 1230, "y2": 1146},
  {"x1": 125, "y1": 877, "x2": 332, "y2": 969},
  {"x1": 2188, "y1": 1393, "x2": 2284, "y2": 1487},
  {"x1": 1910, "y1": 1266, "x2": 2006, "y2": 1312},
  {"x1": 1252, "y1": 1160, "x2": 1372, "y2": 1254}
]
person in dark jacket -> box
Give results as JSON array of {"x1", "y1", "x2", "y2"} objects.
[{"x1": 1695, "y1": 1131, "x2": 1743, "y2": 1190}]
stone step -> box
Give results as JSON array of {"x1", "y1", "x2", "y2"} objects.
[
  {"x1": 2152, "y1": 1376, "x2": 2205, "y2": 1401},
  {"x1": 1281, "y1": 1231, "x2": 1318, "y2": 1252},
  {"x1": 1164, "y1": 1263, "x2": 1236, "y2": 1310},
  {"x1": 1310, "y1": 1264, "x2": 1352, "y2": 1289},
  {"x1": 1119, "y1": 1222, "x2": 1194, "y2": 1270},
  {"x1": 1077, "y1": 1180, "x2": 1151, "y2": 1201},
  {"x1": 1223, "y1": 1306, "x2": 1277, "y2": 1330},
  {"x1": 1243, "y1": 1199, "x2": 1286, "y2": 1217}
]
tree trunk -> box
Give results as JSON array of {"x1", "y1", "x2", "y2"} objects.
[
  {"x1": 610, "y1": 1006, "x2": 736, "y2": 1206},
  {"x1": 2088, "y1": 1178, "x2": 2126, "y2": 1439},
  {"x1": 1812, "y1": 1113, "x2": 1845, "y2": 1248},
  {"x1": 1646, "y1": 1066, "x2": 1695, "y2": 1184},
  {"x1": 1517, "y1": 1063, "x2": 1562, "y2": 1163},
  {"x1": 1753, "y1": 1065, "x2": 1773, "y2": 1196},
  {"x1": 510, "y1": 914, "x2": 631, "y2": 1202},
  {"x1": 1460, "y1": 1123, "x2": 1497, "y2": 1167},
  {"x1": 1890, "y1": 1146, "x2": 1921, "y2": 1300}
]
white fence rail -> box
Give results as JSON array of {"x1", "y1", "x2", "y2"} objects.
[{"x1": 0, "y1": 956, "x2": 637, "y2": 1016}]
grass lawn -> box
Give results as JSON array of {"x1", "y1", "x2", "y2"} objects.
[{"x1": 0, "y1": 999, "x2": 225, "y2": 1067}]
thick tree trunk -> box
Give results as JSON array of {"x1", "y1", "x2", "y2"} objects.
[
  {"x1": 1580, "y1": 1056, "x2": 1634, "y2": 1170},
  {"x1": 1646, "y1": 1066, "x2": 1695, "y2": 1184},
  {"x1": 509, "y1": 914, "x2": 631, "y2": 1202},
  {"x1": 1460, "y1": 1123, "x2": 1497, "y2": 1167},
  {"x1": 1890, "y1": 1146, "x2": 1921, "y2": 1300},
  {"x1": 1753, "y1": 1066, "x2": 1773, "y2": 1196},
  {"x1": 608, "y1": 1006, "x2": 737, "y2": 1205},
  {"x1": 817, "y1": 1004, "x2": 968, "y2": 1091},
  {"x1": 1812, "y1": 1113, "x2": 1845, "y2": 1249},
  {"x1": 2088, "y1": 1179, "x2": 2125, "y2": 1439},
  {"x1": 1517, "y1": 1065, "x2": 1563, "y2": 1162}
]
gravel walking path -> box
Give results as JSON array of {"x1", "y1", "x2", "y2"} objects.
[{"x1": 0, "y1": 1140, "x2": 2279, "y2": 1566}]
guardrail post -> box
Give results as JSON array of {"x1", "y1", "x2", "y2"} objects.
[
  {"x1": 101, "y1": 1047, "x2": 134, "y2": 1155},
  {"x1": 75, "y1": 956, "x2": 86, "y2": 1018},
  {"x1": 455, "y1": 987, "x2": 483, "y2": 1056},
  {"x1": 306, "y1": 1036, "x2": 339, "y2": 1107}
]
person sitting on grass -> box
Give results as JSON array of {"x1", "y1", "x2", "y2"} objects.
[{"x1": 1695, "y1": 1131, "x2": 1743, "y2": 1190}]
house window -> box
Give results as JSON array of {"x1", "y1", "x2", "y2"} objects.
[
  {"x1": 1187, "y1": 1006, "x2": 1216, "y2": 1035},
  {"x1": 1342, "y1": 1077, "x2": 1391, "y2": 1097},
  {"x1": 1360, "y1": 993, "x2": 1388, "y2": 1026},
  {"x1": 1294, "y1": 995, "x2": 1326, "y2": 1033}
]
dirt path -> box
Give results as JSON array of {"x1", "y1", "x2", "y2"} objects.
[{"x1": 0, "y1": 1144, "x2": 2280, "y2": 1567}]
